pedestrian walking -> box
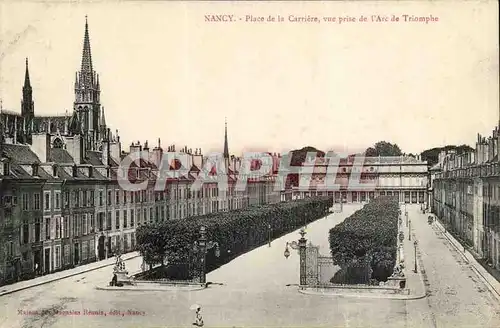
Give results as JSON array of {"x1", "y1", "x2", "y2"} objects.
[{"x1": 190, "y1": 304, "x2": 204, "y2": 327}]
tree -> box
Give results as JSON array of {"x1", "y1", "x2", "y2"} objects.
[
  {"x1": 289, "y1": 146, "x2": 325, "y2": 166},
  {"x1": 420, "y1": 144, "x2": 474, "y2": 167},
  {"x1": 284, "y1": 146, "x2": 325, "y2": 188},
  {"x1": 364, "y1": 141, "x2": 403, "y2": 157},
  {"x1": 365, "y1": 147, "x2": 377, "y2": 157}
]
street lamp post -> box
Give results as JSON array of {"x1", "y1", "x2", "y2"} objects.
[
  {"x1": 413, "y1": 240, "x2": 418, "y2": 273},
  {"x1": 408, "y1": 220, "x2": 411, "y2": 241},
  {"x1": 193, "y1": 226, "x2": 220, "y2": 284},
  {"x1": 268, "y1": 224, "x2": 272, "y2": 247},
  {"x1": 283, "y1": 228, "x2": 308, "y2": 286}
]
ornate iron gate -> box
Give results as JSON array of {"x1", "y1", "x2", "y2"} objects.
[
  {"x1": 304, "y1": 242, "x2": 337, "y2": 286},
  {"x1": 305, "y1": 243, "x2": 319, "y2": 285}
]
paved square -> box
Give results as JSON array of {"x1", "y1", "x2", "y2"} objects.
[{"x1": 1, "y1": 205, "x2": 499, "y2": 328}]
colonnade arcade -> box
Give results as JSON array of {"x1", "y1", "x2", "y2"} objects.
[{"x1": 291, "y1": 189, "x2": 426, "y2": 204}]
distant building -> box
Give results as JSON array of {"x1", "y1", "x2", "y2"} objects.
[{"x1": 298, "y1": 155, "x2": 428, "y2": 204}]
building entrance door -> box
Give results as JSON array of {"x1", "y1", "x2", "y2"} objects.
[
  {"x1": 98, "y1": 235, "x2": 106, "y2": 260},
  {"x1": 107, "y1": 237, "x2": 112, "y2": 256},
  {"x1": 74, "y1": 243, "x2": 80, "y2": 265},
  {"x1": 34, "y1": 250, "x2": 41, "y2": 275},
  {"x1": 44, "y1": 248, "x2": 50, "y2": 274}
]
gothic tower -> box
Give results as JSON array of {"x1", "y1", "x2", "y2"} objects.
[
  {"x1": 21, "y1": 58, "x2": 34, "y2": 118},
  {"x1": 99, "y1": 106, "x2": 107, "y2": 141},
  {"x1": 74, "y1": 16, "x2": 101, "y2": 151},
  {"x1": 223, "y1": 118, "x2": 230, "y2": 169},
  {"x1": 21, "y1": 58, "x2": 34, "y2": 143}
]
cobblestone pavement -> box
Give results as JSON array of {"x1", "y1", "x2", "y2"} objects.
[
  {"x1": 405, "y1": 205, "x2": 500, "y2": 328},
  {"x1": 1, "y1": 203, "x2": 499, "y2": 328}
]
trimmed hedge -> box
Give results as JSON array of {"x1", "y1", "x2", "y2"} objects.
[
  {"x1": 328, "y1": 196, "x2": 399, "y2": 284},
  {"x1": 136, "y1": 197, "x2": 333, "y2": 278}
]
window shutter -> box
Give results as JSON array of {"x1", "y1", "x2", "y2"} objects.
[
  {"x1": 51, "y1": 217, "x2": 56, "y2": 240},
  {"x1": 41, "y1": 221, "x2": 45, "y2": 242},
  {"x1": 31, "y1": 224, "x2": 35, "y2": 243}
]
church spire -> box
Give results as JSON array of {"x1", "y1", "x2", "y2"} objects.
[
  {"x1": 223, "y1": 118, "x2": 229, "y2": 159},
  {"x1": 80, "y1": 16, "x2": 93, "y2": 86},
  {"x1": 21, "y1": 58, "x2": 34, "y2": 118},
  {"x1": 24, "y1": 58, "x2": 31, "y2": 88},
  {"x1": 74, "y1": 15, "x2": 101, "y2": 152},
  {"x1": 100, "y1": 106, "x2": 106, "y2": 127}
]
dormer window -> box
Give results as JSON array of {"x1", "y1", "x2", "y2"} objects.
[
  {"x1": 89, "y1": 166, "x2": 93, "y2": 178},
  {"x1": 3, "y1": 161, "x2": 10, "y2": 176},
  {"x1": 53, "y1": 165, "x2": 58, "y2": 177},
  {"x1": 72, "y1": 164, "x2": 78, "y2": 177},
  {"x1": 32, "y1": 163, "x2": 39, "y2": 176}
]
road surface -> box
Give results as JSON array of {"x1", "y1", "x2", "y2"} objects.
[{"x1": 1, "y1": 204, "x2": 498, "y2": 328}]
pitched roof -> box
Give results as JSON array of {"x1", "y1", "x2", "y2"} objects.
[
  {"x1": 3, "y1": 144, "x2": 41, "y2": 164},
  {"x1": 48, "y1": 148, "x2": 74, "y2": 164},
  {"x1": 109, "y1": 157, "x2": 119, "y2": 167},
  {"x1": 38, "y1": 166, "x2": 58, "y2": 181},
  {"x1": 7, "y1": 163, "x2": 33, "y2": 179},
  {"x1": 84, "y1": 151, "x2": 103, "y2": 165},
  {"x1": 92, "y1": 168, "x2": 108, "y2": 180},
  {"x1": 33, "y1": 116, "x2": 68, "y2": 133}
]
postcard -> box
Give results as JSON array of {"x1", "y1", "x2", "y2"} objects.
[{"x1": 0, "y1": 1, "x2": 499, "y2": 327}]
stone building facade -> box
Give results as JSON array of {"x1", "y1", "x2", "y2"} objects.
[
  {"x1": 0, "y1": 17, "x2": 281, "y2": 286},
  {"x1": 294, "y1": 155, "x2": 428, "y2": 203},
  {"x1": 432, "y1": 130, "x2": 500, "y2": 272}
]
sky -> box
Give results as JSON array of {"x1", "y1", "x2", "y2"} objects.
[{"x1": 0, "y1": 0, "x2": 498, "y2": 156}]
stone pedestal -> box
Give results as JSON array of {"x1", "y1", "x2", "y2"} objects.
[
  {"x1": 115, "y1": 271, "x2": 129, "y2": 282},
  {"x1": 387, "y1": 276, "x2": 406, "y2": 289},
  {"x1": 111, "y1": 255, "x2": 134, "y2": 286}
]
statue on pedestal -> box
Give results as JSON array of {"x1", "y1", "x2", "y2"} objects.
[{"x1": 110, "y1": 253, "x2": 129, "y2": 287}]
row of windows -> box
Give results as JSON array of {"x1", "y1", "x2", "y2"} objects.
[
  {"x1": 14, "y1": 182, "x2": 275, "y2": 212},
  {"x1": 18, "y1": 206, "x2": 170, "y2": 243},
  {"x1": 18, "y1": 189, "x2": 170, "y2": 211},
  {"x1": 173, "y1": 186, "x2": 219, "y2": 200},
  {"x1": 21, "y1": 192, "x2": 60, "y2": 211}
]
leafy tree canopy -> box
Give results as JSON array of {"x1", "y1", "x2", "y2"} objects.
[
  {"x1": 420, "y1": 144, "x2": 474, "y2": 167},
  {"x1": 364, "y1": 141, "x2": 403, "y2": 157},
  {"x1": 287, "y1": 146, "x2": 325, "y2": 166}
]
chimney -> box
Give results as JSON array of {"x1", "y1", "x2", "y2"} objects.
[
  {"x1": 152, "y1": 144, "x2": 163, "y2": 168},
  {"x1": 192, "y1": 150, "x2": 203, "y2": 169},
  {"x1": 493, "y1": 137, "x2": 497, "y2": 159},
  {"x1": 109, "y1": 134, "x2": 122, "y2": 164},
  {"x1": 102, "y1": 139, "x2": 110, "y2": 166},
  {"x1": 65, "y1": 135, "x2": 83, "y2": 164},
  {"x1": 129, "y1": 142, "x2": 142, "y2": 167},
  {"x1": 31, "y1": 133, "x2": 50, "y2": 163}
]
